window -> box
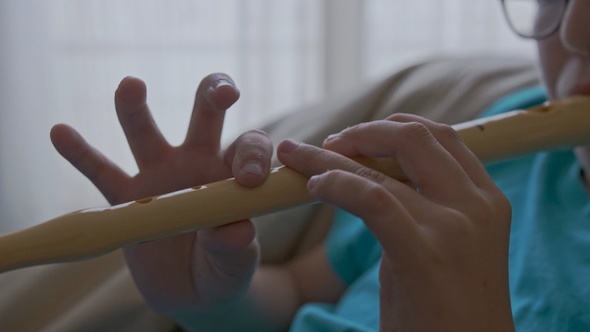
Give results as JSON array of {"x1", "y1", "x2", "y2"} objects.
[{"x1": 0, "y1": 0, "x2": 534, "y2": 231}]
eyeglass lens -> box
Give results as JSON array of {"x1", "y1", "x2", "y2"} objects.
[{"x1": 502, "y1": 0, "x2": 566, "y2": 39}]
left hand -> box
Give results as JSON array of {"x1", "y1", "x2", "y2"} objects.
[
  {"x1": 50, "y1": 74, "x2": 273, "y2": 317},
  {"x1": 277, "y1": 114, "x2": 515, "y2": 332}
]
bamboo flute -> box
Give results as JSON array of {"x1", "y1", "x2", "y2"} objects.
[{"x1": 1, "y1": 96, "x2": 590, "y2": 273}]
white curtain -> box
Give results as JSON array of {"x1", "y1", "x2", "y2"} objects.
[
  {"x1": 0, "y1": 0, "x2": 535, "y2": 232},
  {"x1": 362, "y1": 0, "x2": 535, "y2": 80}
]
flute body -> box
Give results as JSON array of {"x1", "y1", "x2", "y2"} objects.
[{"x1": 1, "y1": 96, "x2": 590, "y2": 273}]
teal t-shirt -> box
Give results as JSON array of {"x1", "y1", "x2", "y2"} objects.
[
  {"x1": 290, "y1": 209, "x2": 382, "y2": 331},
  {"x1": 290, "y1": 86, "x2": 590, "y2": 331},
  {"x1": 485, "y1": 87, "x2": 590, "y2": 331}
]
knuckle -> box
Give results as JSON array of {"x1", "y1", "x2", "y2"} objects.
[
  {"x1": 322, "y1": 169, "x2": 390, "y2": 200},
  {"x1": 310, "y1": 170, "x2": 343, "y2": 196},
  {"x1": 237, "y1": 131, "x2": 272, "y2": 153},
  {"x1": 386, "y1": 113, "x2": 411, "y2": 122},
  {"x1": 321, "y1": 169, "x2": 344, "y2": 184},
  {"x1": 489, "y1": 190, "x2": 512, "y2": 221},
  {"x1": 399, "y1": 121, "x2": 433, "y2": 142},
  {"x1": 353, "y1": 167, "x2": 388, "y2": 185},
  {"x1": 360, "y1": 181, "x2": 392, "y2": 202},
  {"x1": 238, "y1": 130, "x2": 270, "y2": 144},
  {"x1": 339, "y1": 122, "x2": 370, "y2": 137},
  {"x1": 306, "y1": 147, "x2": 331, "y2": 166},
  {"x1": 434, "y1": 123, "x2": 463, "y2": 143}
]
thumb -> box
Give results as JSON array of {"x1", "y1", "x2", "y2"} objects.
[{"x1": 197, "y1": 219, "x2": 259, "y2": 278}]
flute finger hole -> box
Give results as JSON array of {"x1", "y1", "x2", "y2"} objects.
[{"x1": 135, "y1": 197, "x2": 153, "y2": 204}]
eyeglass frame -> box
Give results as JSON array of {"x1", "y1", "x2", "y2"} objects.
[{"x1": 500, "y1": 0, "x2": 570, "y2": 40}]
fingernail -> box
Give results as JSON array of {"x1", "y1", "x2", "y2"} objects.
[
  {"x1": 207, "y1": 78, "x2": 238, "y2": 110},
  {"x1": 279, "y1": 139, "x2": 300, "y2": 154},
  {"x1": 324, "y1": 134, "x2": 339, "y2": 144},
  {"x1": 241, "y1": 161, "x2": 263, "y2": 176},
  {"x1": 212, "y1": 78, "x2": 234, "y2": 91}
]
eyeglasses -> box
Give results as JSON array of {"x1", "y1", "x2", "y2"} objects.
[{"x1": 500, "y1": 0, "x2": 569, "y2": 40}]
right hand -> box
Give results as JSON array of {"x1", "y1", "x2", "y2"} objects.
[
  {"x1": 278, "y1": 115, "x2": 514, "y2": 331},
  {"x1": 50, "y1": 74, "x2": 273, "y2": 316}
]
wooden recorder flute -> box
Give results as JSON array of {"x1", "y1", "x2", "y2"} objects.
[{"x1": 1, "y1": 96, "x2": 590, "y2": 273}]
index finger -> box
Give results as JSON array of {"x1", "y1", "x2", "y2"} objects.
[
  {"x1": 322, "y1": 120, "x2": 476, "y2": 204},
  {"x1": 277, "y1": 139, "x2": 421, "y2": 253}
]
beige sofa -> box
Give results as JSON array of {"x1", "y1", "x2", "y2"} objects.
[{"x1": 0, "y1": 56, "x2": 539, "y2": 331}]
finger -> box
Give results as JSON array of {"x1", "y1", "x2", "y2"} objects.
[
  {"x1": 223, "y1": 130, "x2": 273, "y2": 187},
  {"x1": 278, "y1": 139, "x2": 419, "y2": 200},
  {"x1": 198, "y1": 219, "x2": 257, "y2": 252},
  {"x1": 277, "y1": 139, "x2": 375, "y2": 178},
  {"x1": 183, "y1": 73, "x2": 240, "y2": 152},
  {"x1": 321, "y1": 120, "x2": 475, "y2": 202},
  {"x1": 114, "y1": 76, "x2": 171, "y2": 169},
  {"x1": 197, "y1": 219, "x2": 259, "y2": 279},
  {"x1": 307, "y1": 169, "x2": 419, "y2": 254},
  {"x1": 383, "y1": 114, "x2": 497, "y2": 190},
  {"x1": 50, "y1": 124, "x2": 132, "y2": 204}
]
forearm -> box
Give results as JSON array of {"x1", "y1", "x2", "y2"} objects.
[{"x1": 174, "y1": 265, "x2": 301, "y2": 332}]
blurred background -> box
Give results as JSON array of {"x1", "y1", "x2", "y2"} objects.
[{"x1": 0, "y1": 0, "x2": 535, "y2": 232}]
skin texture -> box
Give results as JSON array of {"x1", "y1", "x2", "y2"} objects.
[
  {"x1": 537, "y1": 1, "x2": 590, "y2": 186},
  {"x1": 50, "y1": 2, "x2": 590, "y2": 330}
]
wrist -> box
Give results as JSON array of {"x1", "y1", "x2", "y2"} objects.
[{"x1": 379, "y1": 270, "x2": 515, "y2": 332}]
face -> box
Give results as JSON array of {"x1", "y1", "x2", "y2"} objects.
[
  {"x1": 536, "y1": 0, "x2": 590, "y2": 175},
  {"x1": 536, "y1": 0, "x2": 590, "y2": 100}
]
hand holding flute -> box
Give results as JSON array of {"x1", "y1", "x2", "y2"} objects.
[
  {"x1": 49, "y1": 74, "x2": 273, "y2": 317},
  {"x1": 3, "y1": 72, "x2": 590, "y2": 330}
]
